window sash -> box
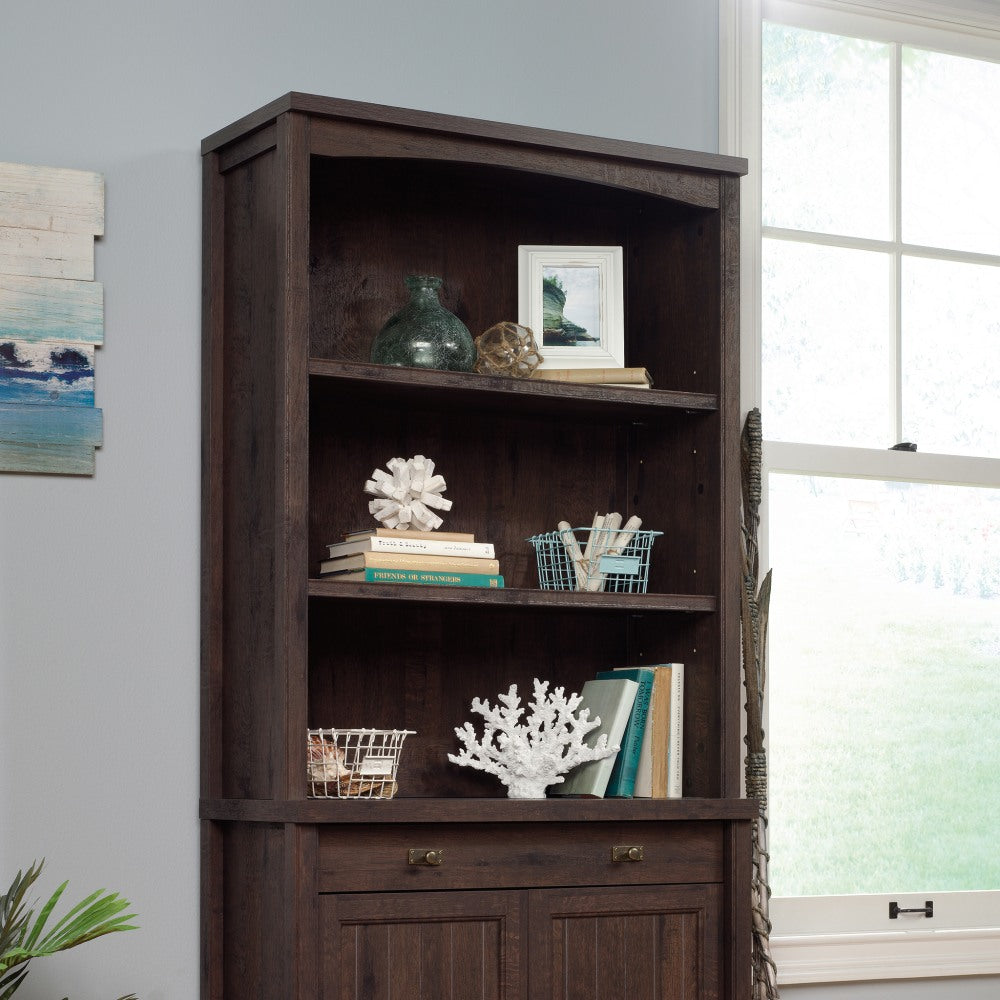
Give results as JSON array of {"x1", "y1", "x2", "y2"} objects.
[{"x1": 720, "y1": 0, "x2": 1000, "y2": 982}]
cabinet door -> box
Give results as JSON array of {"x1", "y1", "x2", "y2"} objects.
[
  {"x1": 321, "y1": 890, "x2": 524, "y2": 1000},
  {"x1": 528, "y1": 884, "x2": 721, "y2": 1000}
]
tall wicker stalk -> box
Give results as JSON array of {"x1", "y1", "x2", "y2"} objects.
[{"x1": 740, "y1": 408, "x2": 779, "y2": 999}]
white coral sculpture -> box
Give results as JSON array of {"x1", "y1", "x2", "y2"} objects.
[
  {"x1": 364, "y1": 454, "x2": 452, "y2": 531},
  {"x1": 448, "y1": 678, "x2": 618, "y2": 799}
]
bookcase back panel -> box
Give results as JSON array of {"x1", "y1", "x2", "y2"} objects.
[
  {"x1": 628, "y1": 209, "x2": 723, "y2": 393},
  {"x1": 307, "y1": 157, "x2": 721, "y2": 394},
  {"x1": 630, "y1": 414, "x2": 723, "y2": 597}
]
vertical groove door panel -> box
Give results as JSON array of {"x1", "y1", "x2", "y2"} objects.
[
  {"x1": 529, "y1": 884, "x2": 721, "y2": 1000},
  {"x1": 322, "y1": 890, "x2": 523, "y2": 1000}
]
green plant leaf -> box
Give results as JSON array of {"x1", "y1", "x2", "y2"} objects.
[
  {"x1": 0, "y1": 862, "x2": 43, "y2": 957},
  {"x1": 22, "y1": 880, "x2": 67, "y2": 950},
  {"x1": 0, "y1": 966, "x2": 29, "y2": 1000},
  {"x1": 0, "y1": 861, "x2": 137, "y2": 998}
]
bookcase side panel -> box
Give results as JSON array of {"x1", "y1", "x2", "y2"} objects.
[
  {"x1": 213, "y1": 143, "x2": 285, "y2": 800},
  {"x1": 217, "y1": 821, "x2": 317, "y2": 999},
  {"x1": 275, "y1": 111, "x2": 314, "y2": 801},
  {"x1": 202, "y1": 149, "x2": 227, "y2": 803},
  {"x1": 718, "y1": 174, "x2": 745, "y2": 801}
]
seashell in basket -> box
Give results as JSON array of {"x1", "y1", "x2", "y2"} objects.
[
  {"x1": 338, "y1": 774, "x2": 398, "y2": 799},
  {"x1": 307, "y1": 734, "x2": 351, "y2": 782}
]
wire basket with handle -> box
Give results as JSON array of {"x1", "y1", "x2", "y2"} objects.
[
  {"x1": 307, "y1": 728, "x2": 414, "y2": 799},
  {"x1": 528, "y1": 525, "x2": 661, "y2": 593}
]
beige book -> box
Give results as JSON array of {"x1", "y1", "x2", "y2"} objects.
[
  {"x1": 530, "y1": 367, "x2": 653, "y2": 387},
  {"x1": 320, "y1": 550, "x2": 500, "y2": 576}
]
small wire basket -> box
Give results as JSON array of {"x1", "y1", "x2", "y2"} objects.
[
  {"x1": 527, "y1": 526, "x2": 662, "y2": 593},
  {"x1": 307, "y1": 728, "x2": 414, "y2": 799}
]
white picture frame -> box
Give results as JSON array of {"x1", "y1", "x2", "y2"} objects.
[{"x1": 517, "y1": 245, "x2": 625, "y2": 369}]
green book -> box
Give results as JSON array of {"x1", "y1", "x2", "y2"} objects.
[
  {"x1": 325, "y1": 567, "x2": 504, "y2": 588},
  {"x1": 596, "y1": 667, "x2": 655, "y2": 798},
  {"x1": 550, "y1": 677, "x2": 639, "y2": 798}
]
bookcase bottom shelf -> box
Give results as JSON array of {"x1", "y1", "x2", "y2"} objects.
[{"x1": 200, "y1": 796, "x2": 759, "y2": 824}]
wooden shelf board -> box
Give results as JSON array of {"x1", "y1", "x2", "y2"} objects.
[
  {"x1": 309, "y1": 359, "x2": 718, "y2": 417},
  {"x1": 307, "y1": 580, "x2": 716, "y2": 613},
  {"x1": 201, "y1": 796, "x2": 759, "y2": 825}
]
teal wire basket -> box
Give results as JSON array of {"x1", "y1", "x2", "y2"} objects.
[{"x1": 527, "y1": 526, "x2": 662, "y2": 593}]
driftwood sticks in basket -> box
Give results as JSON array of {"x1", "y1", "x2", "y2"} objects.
[{"x1": 558, "y1": 512, "x2": 643, "y2": 591}]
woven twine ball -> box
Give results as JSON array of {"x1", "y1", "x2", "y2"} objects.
[{"x1": 474, "y1": 321, "x2": 543, "y2": 378}]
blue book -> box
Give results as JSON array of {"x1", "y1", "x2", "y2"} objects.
[
  {"x1": 596, "y1": 667, "x2": 655, "y2": 797},
  {"x1": 325, "y1": 566, "x2": 504, "y2": 588}
]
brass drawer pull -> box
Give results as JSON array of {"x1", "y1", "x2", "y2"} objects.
[
  {"x1": 611, "y1": 845, "x2": 643, "y2": 863},
  {"x1": 408, "y1": 849, "x2": 444, "y2": 866}
]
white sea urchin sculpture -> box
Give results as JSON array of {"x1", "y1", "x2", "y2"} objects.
[
  {"x1": 364, "y1": 455, "x2": 452, "y2": 531},
  {"x1": 448, "y1": 678, "x2": 618, "y2": 799}
]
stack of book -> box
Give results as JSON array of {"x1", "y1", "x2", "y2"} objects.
[
  {"x1": 319, "y1": 527, "x2": 504, "y2": 588},
  {"x1": 529, "y1": 367, "x2": 653, "y2": 389},
  {"x1": 550, "y1": 663, "x2": 684, "y2": 799}
]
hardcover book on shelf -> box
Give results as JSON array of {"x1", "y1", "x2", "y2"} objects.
[
  {"x1": 665, "y1": 662, "x2": 684, "y2": 798},
  {"x1": 595, "y1": 667, "x2": 655, "y2": 798},
  {"x1": 614, "y1": 663, "x2": 684, "y2": 798},
  {"x1": 549, "y1": 677, "x2": 639, "y2": 798},
  {"x1": 328, "y1": 567, "x2": 504, "y2": 588},
  {"x1": 319, "y1": 550, "x2": 501, "y2": 576},
  {"x1": 326, "y1": 534, "x2": 495, "y2": 559},
  {"x1": 529, "y1": 367, "x2": 653, "y2": 388}
]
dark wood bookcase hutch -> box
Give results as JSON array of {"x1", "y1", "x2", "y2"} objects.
[{"x1": 201, "y1": 92, "x2": 754, "y2": 999}]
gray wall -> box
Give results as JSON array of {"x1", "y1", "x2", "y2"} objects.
[{"x1": 0, "y1": 1, "x2": 993, "y2": 998}]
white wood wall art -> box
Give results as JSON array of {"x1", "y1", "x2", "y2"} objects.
[{"x1": 0, "y1": 162, "x2": 104, "y2": 474}]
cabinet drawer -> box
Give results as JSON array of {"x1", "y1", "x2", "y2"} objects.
[{"x1": 317, "y1": 820, "x2": 723, "y2": 892}]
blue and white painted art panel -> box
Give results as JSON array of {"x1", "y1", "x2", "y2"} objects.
[
  {"x1": 0, "y1": 340, "x2": 95, "y2": 406},
  {"x1": 0, "y1": 274, "x2": 103, "y2": 344},
  {"x1": 0, "y1": 161, "x2": 104, "y2": 475}
]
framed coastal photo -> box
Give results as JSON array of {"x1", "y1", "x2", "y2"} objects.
[{"x1": 518, "y1": 245, "x2": 624, "y2": 369}]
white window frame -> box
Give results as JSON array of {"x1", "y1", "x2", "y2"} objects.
[{"x1": 720, "y1": 0, "x2": 1000, "y2": 984}]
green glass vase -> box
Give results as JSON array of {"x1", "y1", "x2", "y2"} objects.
[{"x1": 370, "y1": 275, "x2": 476, "y2": 372}]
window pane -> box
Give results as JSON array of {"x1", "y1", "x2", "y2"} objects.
[
  {"x1": 903, "y1": 48, "x2": 1000, "y2": 255},
  {"x1": 762, "y1": 22, "x2": 891, "y2": 239},
  {"x1": 902, "y1": 256, "x2": 1000, "y2": 458},
  {"x1": 762, "y1": 239, "x2": 892, "y2": 447},
  {"x1": 768, "y1": 474, "x2": 1000, "y2": 897}
]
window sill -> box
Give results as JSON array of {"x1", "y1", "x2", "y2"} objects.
[{"x1": 772, "y1": 927, "x2": 1000, "y2": 984}]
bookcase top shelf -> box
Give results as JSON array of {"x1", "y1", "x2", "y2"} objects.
[
  {"x1": 309, "y1": 360, "x2": 719, "y2": 418},
  {"x1": 307, "y1": 579, "x2": 717, "y2": 613}
]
